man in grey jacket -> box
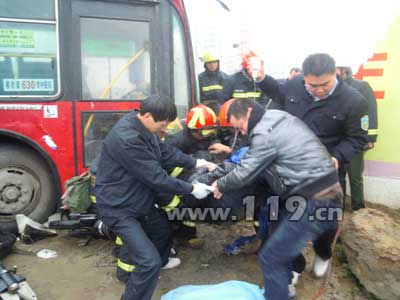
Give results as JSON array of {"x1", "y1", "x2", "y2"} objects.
[{"x1": 212, "y1": 99, "x2": 343, "y2": 300}]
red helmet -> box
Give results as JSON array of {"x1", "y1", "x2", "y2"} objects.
[
  {"x1": 186, "y1": 104, "x2": 217, "y2": 130},
  {"x1": 219, "y1": 98, "x2": 236, "y2": 127},
  {"x1": 241, "y1": 50, "x2": 258, "y2": 70}
]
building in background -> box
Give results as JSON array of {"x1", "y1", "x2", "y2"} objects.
[{"x1": 184, "y1": 0, "x2": 243, "y2": 76}]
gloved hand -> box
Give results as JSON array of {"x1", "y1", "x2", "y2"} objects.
[
  {"x1": 196, "y1": 159, "x2": 218, "y2": 172},
  {"x1": 191, "y1": 182, "x2": 215, "y2": 199}
]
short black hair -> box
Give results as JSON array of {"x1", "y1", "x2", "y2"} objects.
[
  {"x1": 302, "y1": 53, "x2": 336, "y2": 76},
  {"x1": 139, "y1": 95, "x2": 177, "y2": 122},
  {"x1": 227, "y1": 98, "x2": 260, "y2": 122},
  {"x1": 338, "y1": 66, "x2": 353, "y2": 77},
  {"x1": 290, "y1": 67, "x2": 302, "y2": 74}
]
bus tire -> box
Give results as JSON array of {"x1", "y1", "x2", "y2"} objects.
[{"x1": 0, "y1": 144, "x2": 57, "y2": 233}]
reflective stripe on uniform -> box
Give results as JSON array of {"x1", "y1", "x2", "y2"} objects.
[
  {"x1": 183, "y1": 220, "x2": 196, "y2": 228},
  {"x1": 90, "y1": 195, "x2": 96, "y2": 204},
  {"x1": 170, "y1": 167, "x2": 184, "y2": 178},
  {"x1": 162, "y1": 168, "x2": 184, "y2": 212},
  {"x1": 115, "y1": 236, "x2": 123, "y2": 246},
  {"x1": 201, "y1": 84, "x2": 223, "y2": 92},
  {"x1": 232, "y1": 92, "x2": 262, "y2": 98},
  {"x1": 368, "y1": 129, "x2": 378, "y2": 135},
  {"x1": 162, "y1": 195, "x2": 181, "y2": 212},
  {"x1": 117, "y1": 259, "x2": 135, "y2": 272}
]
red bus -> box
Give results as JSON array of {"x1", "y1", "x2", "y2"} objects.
[{"x1": 0, "y1": 0, "x2": 204, "y2": 231}]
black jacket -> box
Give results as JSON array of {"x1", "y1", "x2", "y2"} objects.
[
  {"x1": 164, "y1": 124, "x2": 218, "y2": 162},
  {"x1": 221, "y1": 71, "x2": 279, "y2": 107},
  {"x1": 217, "y1": 108, "x2": 340, "y2": 200},
  {"x1": 95, "y1": 111, "x2": 195, "y2": 218},
  {"x1": 165, "y1": 123, "x2": 248, "y2": 163},
  {"x1": 344, "y1": 77, "x2": 378, "y2": 143},
  {"x1": 198, "y1": 69, "x2": 228, "y2": 102},
  {"x1": 259, "y1": 76, "x2": 368, "y2": 164}
]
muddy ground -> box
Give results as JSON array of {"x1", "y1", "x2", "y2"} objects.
[{"x1": 4, "y1": 213, "x2": 380, "y2": 300}]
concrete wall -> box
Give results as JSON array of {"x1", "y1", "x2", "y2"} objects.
[{"x1": 358, "y1": 16, "x2": 400, "y2": 209}]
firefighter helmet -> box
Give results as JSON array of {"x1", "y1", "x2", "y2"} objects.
[
  {"x1": 186, "y1": 104, "x2": 217, "y2": 130},
  {"x1": 202, "y1": 52, "x2": 219, "y2": 64},
  {"x1": 219, "y1": 98, "x2": 236, "y2": 127}
]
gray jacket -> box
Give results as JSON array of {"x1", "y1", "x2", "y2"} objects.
[{"x1": 217, "y1": 109, "x2": 340, "y2": 200}]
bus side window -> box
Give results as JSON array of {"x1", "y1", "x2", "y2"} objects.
[
  {"x1": 0, "y1": 57, "x2": 13, "y2": 93},
  {"x1": 0, "y1": 21, "x2": 59, "y2": 97},
  {"x1": 18, "y1": 57, "x2": 56, "y2": 80}
]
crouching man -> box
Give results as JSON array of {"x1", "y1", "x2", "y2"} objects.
[
  {"x1": 95, "y1": 95, "x2": 215, "y2": 300},
  {"x1": 212, "y1": 99, "x2": 343, "y2": 300}
]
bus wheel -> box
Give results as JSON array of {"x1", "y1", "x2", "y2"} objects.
[{"x1": 0, "y1": 144, "x2": 57, "y2": 233}]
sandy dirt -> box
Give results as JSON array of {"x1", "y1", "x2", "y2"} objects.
[{"x1": 3, "y1": 218, "x2": 378, "y2": 300}]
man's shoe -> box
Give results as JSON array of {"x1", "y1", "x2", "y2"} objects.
[
  {"x1": 288, "y1": 283, "x2": 297, "y2": 300},
  {"x1": 162, "y1": 257, "x2": 181, "y2": 270},
  {"x1": 313, "y1": 255, "x2": 330, "y2": 278},
  {"x1": 288, "y1": 271, "x2": 300, "y2": 299},
  {"x1": 291, "y1": 271, "x2": 300, "y2": 285}
]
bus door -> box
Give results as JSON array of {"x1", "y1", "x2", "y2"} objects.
[{"x1": 70, "y1": 0, "x2": 162, "y2": 170}]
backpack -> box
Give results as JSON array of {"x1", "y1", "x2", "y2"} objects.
[{"x1": 62, "y1": 172, "x2": 92, "y2": 212}]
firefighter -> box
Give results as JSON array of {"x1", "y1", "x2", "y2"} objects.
[
  {"x1": 220, "y1": 51, "x2": 278, "y2": 107},
  {"x1": 337, "y1": 65, "x2": 378, "y2": 210},
  {"x1": 115, "y1": 105, "x2": 222, "y2": 283},
  {"x1": 198, "y1": 52, "x2": 228, "y2": 112},
  {"x1": 162, "y1": 103, "x2": 252, "y2": 247},
  {"x1": 165, "y1": 104, "x2": 220, "y2": 162},
  {"x1": 161, "y1": 104, "x2": 218, "y2": 247},
  {"x1": 94, "y1": 95, "x2": 216, "y2": 300},
  {"x1": 162, "y1": 104, "x2": 221, "y2": 239}
]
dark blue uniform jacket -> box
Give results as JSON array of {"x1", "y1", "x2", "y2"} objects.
[
  {"x1": 221, "y1": 71, "x2": 279, "y2": 107},
  {"x1": 198, "y1": 69, "x2": 228, "y2": 102},
  {"x1": 259, "y1": 76, "x2": 368, "y2": 164},
  {"x1": 95, "y1": 111, "x2": 195, "y2": 218}
]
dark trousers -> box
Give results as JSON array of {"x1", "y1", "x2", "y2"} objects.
[
  {"x1": 260, "y1": 198, "x2": 306, "y2": 275},
  {"x1": 258, "y1": 199, "x2": 340, "y2": 300},
  {"x1": 312, "y1": 166, "x2": 345, "y2": 260},
  {"x1": 100, "y1": 207, "x2": 171, "y2": 300},
  {"x1": 347, "y1": 152, "x2": 365, "y2": 210}
]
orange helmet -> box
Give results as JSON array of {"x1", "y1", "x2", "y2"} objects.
[
  {"x1": 186, "y1": 104, "x2": 217, "y2": 130},
  {"x1": 241, "y1": 50, "x2": 257, "y2": 71},
  {"x1": 219, "y1": 98, "x2": 236, "y2": 127}
]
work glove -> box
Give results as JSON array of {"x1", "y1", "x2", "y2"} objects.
[
  {"x1": 196, "y1": 159, "x2": 218, "y2": 172},
  {"x1": 191, "y1": 182, "x2": 215, "y2": 199}
]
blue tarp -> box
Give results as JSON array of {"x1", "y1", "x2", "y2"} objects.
[{"x1": 161, "y1": 280, "x2": 265, "y2": 300}]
